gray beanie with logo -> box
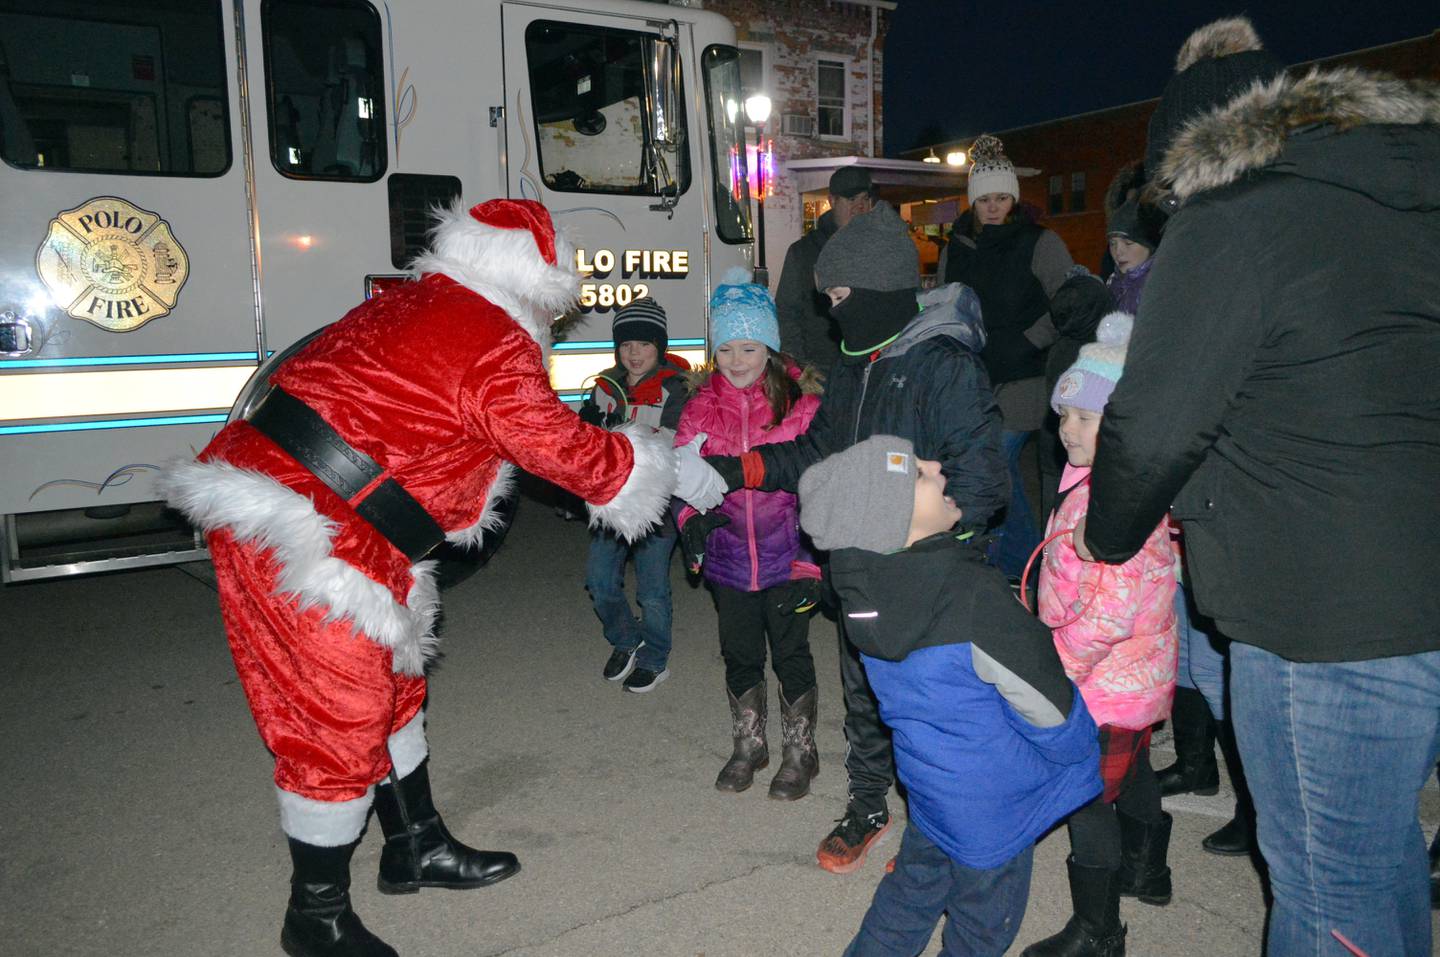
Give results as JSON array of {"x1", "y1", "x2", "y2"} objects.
[
  {"x1": 813, "y1": 201, "x2": 919, "y2": 294},
  {"x1": 799, "y1": 436, "x2": 917, "y2": 554}
]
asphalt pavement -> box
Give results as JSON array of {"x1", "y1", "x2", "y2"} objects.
[{"x1": 2, "y1": 497, "x2": 1436, "y2": 956}]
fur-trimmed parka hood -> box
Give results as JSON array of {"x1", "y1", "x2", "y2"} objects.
[{"x1": 1161, "y1": 66, "x2": 1440, "y2": 209}]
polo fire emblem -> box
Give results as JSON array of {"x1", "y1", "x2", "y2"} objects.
[{"x1": 34, "y1": 196, "x2": 191, "y2": 332}]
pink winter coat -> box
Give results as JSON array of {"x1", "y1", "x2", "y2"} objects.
[{"x1": 1038, "y1": 466, "x2": 1178, "y2": 730}]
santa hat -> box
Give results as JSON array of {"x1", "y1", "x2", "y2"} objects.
[{"x1": 410, "y1": 198, "x2": 579, "y2": 340}]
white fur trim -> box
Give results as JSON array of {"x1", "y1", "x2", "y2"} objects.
[
  {"x1": 410, "y1": 199, "x2": 578, "y2": 345},
  {"x1": 277, "y1": 785, "x2": 373, "y2": 846},
  {"x1": 586, "y1": 423, "x2": 677, "y2": 542},
  {"x1": 158, "y1": 457, "x2": 440, "y2": 676},
  {"x1": 446, "y1": 461, "x2": 517, "y2": 550},
  {"x1": 386, "y1": 710, "x2": 428, "y2": 780}
]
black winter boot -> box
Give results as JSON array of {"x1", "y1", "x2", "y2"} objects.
[
  {"x1": 1202, "y1": 719, "x2": 1254, "y2": 856},
  {"x1": 768, "y1": 686, "x2": 818, "y2": 801},
  {"x1": 1020, "y1": 857, "x2": 1126, "y2": 957},
  {"x1": 1156, "y1": 687, "x2": 1219, "y2": 797},
  {"x1": 372, "y1": 759, "x2": 520, "y2": 894},
  {"x1": 715, "y1": 682, "x2": 768, "y2": 792},
  {"x1": 281, "y1": 837, "x2": 397, "y2": 957},
  {"x1": 1117, "y1": 810, "x2": 1172, "y2": 905}
]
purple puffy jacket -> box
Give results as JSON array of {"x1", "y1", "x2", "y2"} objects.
[{"x1": 675, "y1": 365, "x2": 822, "y2": 592}]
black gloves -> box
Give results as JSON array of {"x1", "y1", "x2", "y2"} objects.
[
  {"x1": 773, "y1": 578, "x2": 822, "y2": 616},
  {"x1": 705, "y1": 454, "x2": 745, "y2": 493},
  {"x1": 680, "y1": 511, "x2": 731, "y2": 575},
  {"x1": 578, "y1": 402, "x2": 605, "y2": 427}
]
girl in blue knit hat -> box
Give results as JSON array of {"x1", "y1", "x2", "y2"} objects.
[{"x1": 673, "y1": 268, "x2": 826, "y2": 800}]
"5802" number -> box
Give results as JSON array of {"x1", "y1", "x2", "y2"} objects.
[{"x1": 578, "y1": 282, "x2": 650, "y2": 311}]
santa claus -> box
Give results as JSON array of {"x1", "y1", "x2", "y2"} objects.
[{"x1": 160, "y1": 199, "x2": 723, "y2": 957}]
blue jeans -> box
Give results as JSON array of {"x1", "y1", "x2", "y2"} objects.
[
  {"x1": 584, "y1": 526, "x2": 676, "y2": 672},
  {"x1": 1174, "y1": 584, "x2": 1226, "y2": 721},
  {"x1": 844, "y1": 823, "x2": 1032, "y2": 957},
  {"x1": 991, "y1": 429, "x2": 1040, "y2": 580},
  {"x1": 1230, "y1": 642, "x2": 1440, "y2": 957}
]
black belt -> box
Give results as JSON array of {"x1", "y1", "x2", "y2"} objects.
[{"x1": 248, "y1": 387, "x2": 446, "y2": 562}]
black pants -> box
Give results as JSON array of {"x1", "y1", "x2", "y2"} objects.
[
  {"x1": 1067, "y1": 740, "x2": 1162, "y2": 869},
  {"x1": 839, "y1": 617, "x2": 895, "y2": 816},
  {"x1": 711, "y1": 583, "x2": 816, "y2": 703}
]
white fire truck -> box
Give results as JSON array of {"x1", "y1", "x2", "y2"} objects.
[{"x1": 0, "y1": 0, "x2": 755, "y2": 581}]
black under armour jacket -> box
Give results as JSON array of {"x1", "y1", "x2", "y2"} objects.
[{"x1": 754, "y1": 283, "x2": 1007, "y2": 530}]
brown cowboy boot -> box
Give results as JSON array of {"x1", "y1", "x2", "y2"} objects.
[
  {"x1": 768, "y1": 687, "x2": 819, "y2": 801},
  {"x1": 715, "y1": 682, "x2": 768, "y2": 792}
]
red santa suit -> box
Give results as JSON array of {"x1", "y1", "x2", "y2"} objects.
[{"x1": 160, "y1": 200, "x2": 675, "y2": 847}]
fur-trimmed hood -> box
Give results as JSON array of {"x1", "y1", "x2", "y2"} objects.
[{"x1": 1161, "y1": 66, "x2": 1440, "y2": 207}]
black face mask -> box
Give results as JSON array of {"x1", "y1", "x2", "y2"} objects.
[{"x1": 831, "y1": 287, "x2": 919, "y2": 361}]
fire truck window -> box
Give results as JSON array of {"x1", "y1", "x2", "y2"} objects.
[
  {"x1": 701, "y1": 45, "x2": 753, "y2": 245},
  {"x1": 0, "y1": 0, "x2": 230, "y2": 175},
  {"x1": 262, "y1": 0, "x2": 385, "y2": 182},
  {"x1": 387, "y1": 173, "x2": 461, "y2": 269},
  {"x1": 524, "y1": 20, "x2": 691, "y2": 197}
]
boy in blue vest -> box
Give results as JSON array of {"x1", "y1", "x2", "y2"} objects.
[{"x1": 799, "y1": 436, "x2": 1100, "y2": 955}]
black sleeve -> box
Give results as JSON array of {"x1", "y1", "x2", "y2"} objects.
[
  {"x1": 775, "y1": 243, "x2": 814, "y2": 362},
  {"x1": 919, "y1": 347, "x2": 1008, "y2": 528},
  {"x1": 1085, "y1": 199, "x2": 1267, "y2": 563},
  {"x1": 754, "y1": 388, "x2": 842, "y2": 492},
  {"x1": 658, "y1": 375, "x2": 688, "y2": 432}
]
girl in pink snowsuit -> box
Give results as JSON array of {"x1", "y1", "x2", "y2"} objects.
[{"x1": 1023, "y1": 312, "x2": 1178, "y2": 957}]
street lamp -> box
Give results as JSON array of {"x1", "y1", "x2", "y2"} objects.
[
  {"x1": 946, "y1": 150, "x2": 967, "y2": 167},
  {"x1": 744, "y1": 94, "x2": 772, "y2": 284}
]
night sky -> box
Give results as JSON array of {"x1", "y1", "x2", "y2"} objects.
[{"x1": 883, "y1": 1, "x2": 1438, "y2": 155}]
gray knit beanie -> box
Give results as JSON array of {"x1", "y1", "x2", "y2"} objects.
[
  {"x1": 799, "y1": 436, "x2": 917, "y2": 554},
  {"x1": 813, "y1": 201, "x2": 919, "y2": 293}
]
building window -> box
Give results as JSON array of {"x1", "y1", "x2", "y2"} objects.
[
  {"x1": 1071, "y1": 172, "x2": 1087, "y2": 212},
  {"x1": 1048, "y1": 175, "x2": 1064, "y2": 215},
  {"x1": 0, "y1": 0, "x2": 230, "y2": 175},
  {"x1": 738, "y1": 44, "x2": 768, "y2": 102},
  {"x1": 263, "y1": 0, "x2": 386, "y2": 182},
  {"x1": 816, "y1": 57, "x2": 848, "y2": 140}
]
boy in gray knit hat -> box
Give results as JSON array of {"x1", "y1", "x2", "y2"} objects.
[
  {"x1": 798, "y1": 436, "x2": 1100, "y2": 955},
  {"x1": 679, "y1": 200, "x2": 1009, "y2": 875}
]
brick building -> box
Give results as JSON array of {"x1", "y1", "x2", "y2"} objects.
[
  {"x1": 665, "y1": 0, "x2": 895, "y2": 279},
  {"x1": 901, "y1": 31, "x2": 1440, "y2": 273}
]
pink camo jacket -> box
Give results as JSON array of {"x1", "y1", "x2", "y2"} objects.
[{"x1": 1038, "y1": 466, "x2": 1179, "y2": 731}]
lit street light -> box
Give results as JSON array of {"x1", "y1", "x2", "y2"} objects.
[{"x1": 745, "y1": 94, "x2": 772, "y2": 284}]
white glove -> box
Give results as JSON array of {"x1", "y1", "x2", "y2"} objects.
[{"x1": 675, "y1": 433, "x2": 726, "y2": 514}]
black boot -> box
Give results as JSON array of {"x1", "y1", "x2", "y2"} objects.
[
  {"x1": 768, "y1": 686, "x2": 818, "y2": 801},
  {"x1": 372, "y1": 759, "x2": 520, "y2": 894},
  {"x1": 1203, "y1": 719, "x2": 1254, "y2": 856},
  {"x1": 1156, "y1": 687, "x2": 1218, "y2": 797},
  {"x1": 715, "y1": 682, "x2": 768, "y2": 792},
  {"x1": 1117, "y1": 810, "x2": 1172, "y2": 905},
  {"x1": 1021, "y1": 857, "x2": 1126, "y2": 957},
  {"x1": 281, "y1": 837, "x2": 397, "y2": 957}
]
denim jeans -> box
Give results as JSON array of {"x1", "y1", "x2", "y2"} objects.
[
  {"x1": 1174, "y1": 583, "x2": 1226, "y2": 721},
  {"x1": 1230, "y1": 642, "x2": 1440, "y2": 957},
  {"x1": 584, "y1": 526, "x2": 677, "y2": 672},
  {"x1": 990, "y1": 429, "x2": 1040, "y2": 580},
  {"x1": 844, "y1": 823, "x2": 1032, "y2": 957}
]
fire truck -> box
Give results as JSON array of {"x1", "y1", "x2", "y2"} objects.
[{"x1": 0, "y1": 0, "x2": 755, "y2": 581}]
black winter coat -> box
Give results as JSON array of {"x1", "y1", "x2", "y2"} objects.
[
  {"x1": 1084, "y1": 67, "x2": 1440, "y2": 662},
  {"x1": 775, "y1": 210, "x2": 841, "y2": 368},
  {"x1": 757, "y1": 283, "x2": 1007, "y2": 530}
]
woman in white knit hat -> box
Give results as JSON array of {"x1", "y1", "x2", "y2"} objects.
[{"x1": 939, "y1": 133, "x2": 1075, "y2": 582}]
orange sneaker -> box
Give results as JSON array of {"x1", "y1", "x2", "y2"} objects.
[{"x1": 816, "y1": 806, "x2": 890, "y2": 874}]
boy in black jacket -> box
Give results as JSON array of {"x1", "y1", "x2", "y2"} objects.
[{"x1": 682, "y1": 201, "x2": 1008, "y2": 873}]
